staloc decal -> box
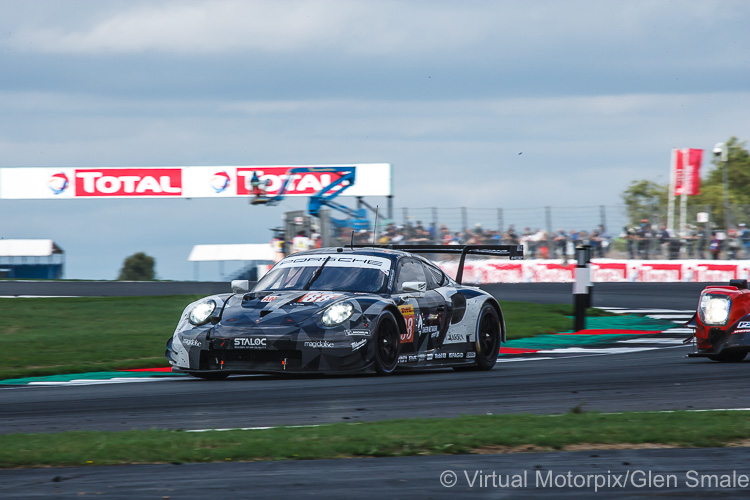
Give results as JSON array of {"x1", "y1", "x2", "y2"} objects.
[{"x1": 234, "y1": 337, "x2": 267, "y2": 349}]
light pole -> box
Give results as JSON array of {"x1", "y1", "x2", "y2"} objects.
[{"x1": 713, "y1": 142, "x2": 729, "y2": 230}]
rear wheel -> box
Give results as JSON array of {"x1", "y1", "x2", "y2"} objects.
[
  {"x1": 373, "y1": 311, "x2": 400, "y2": 375},
  {"x1": 474, "y1": 303, "x2": 501, "y2": 370}
]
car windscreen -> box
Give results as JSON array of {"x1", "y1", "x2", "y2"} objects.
[{"x1": 253, "y1": 254, "x2": 392, "y2": 293}]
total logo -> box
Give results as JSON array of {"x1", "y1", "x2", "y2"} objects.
[
  {"x1": 236, "y1": 167, "x2": 346, "y2": 196},
  {"x1": 48, "y1": 172, "x2": 70, "y2": 195},
  {"x1": 74, "y1": 168, "x2": 182, "y2": 197},
  {"x1": 209, "y1": 171, "x2": 231, "y2": 193}
]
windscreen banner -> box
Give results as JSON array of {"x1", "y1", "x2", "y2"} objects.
[{"x1": 0, "y1": 164, "x2": 392, "y2": 199}]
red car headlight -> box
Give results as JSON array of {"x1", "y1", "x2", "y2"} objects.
[{"x1": 699, "y1": 294, "x2": 731, "y2": 326}]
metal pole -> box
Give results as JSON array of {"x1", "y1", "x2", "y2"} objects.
[
  {"x1": 461, "y1": 207, "x2": 468, "y2": 233},
  {"x1": 432, "y1": 207, "x2": 438, "y2": 244},
  {"x1": 497, "y1": 208, "x2": 504, "y2": 237},
  {"x1": 723, "y1": 158, "x2": 730, "y2": 230}
]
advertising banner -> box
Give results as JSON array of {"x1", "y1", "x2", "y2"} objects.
[
  {"x1": 0, "y1": 164, "x2": 392, "y2": 199},
  {"x1": 673, "y1": 149, "x2": 702, "y2": 196}
]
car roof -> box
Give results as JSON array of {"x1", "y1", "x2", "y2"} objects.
[{"x1": 286, "y1": 246, "x2": 411, "y2": 260}]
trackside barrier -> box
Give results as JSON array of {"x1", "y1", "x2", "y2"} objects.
[{"x1": 436, "y1": 259, "x2": 750, "y2": 284}]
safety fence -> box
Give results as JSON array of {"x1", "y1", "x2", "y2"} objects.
[{"x1": 438, "y1": 259, "x2": 750, "y2": 284}]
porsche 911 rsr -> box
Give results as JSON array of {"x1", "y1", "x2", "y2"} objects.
[
  {"x1": 166, "y1": 245, "x2": 523, "y2": 379},
  {"x1": 685, "y1": 279, "x2": 750, "y2": 362}
]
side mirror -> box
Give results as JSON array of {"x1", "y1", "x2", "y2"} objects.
[
  {"x1": 402, "y1": 281, "x2": 427, "y2": 293},
  {"x1": 231, "y1": 280, "x2": 250, "y2": 294}
]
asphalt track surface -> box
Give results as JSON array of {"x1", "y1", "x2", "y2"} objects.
[{"x1": 2, "y1": 281, "x2": 749, "y2": 499}]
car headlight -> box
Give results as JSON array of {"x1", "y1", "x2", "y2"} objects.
[
  {"x1": 321, "y1": 302, "x2": 354, "y2": 327},
  {"x1": 189, "y1": 299, "x2": 217, "y2": 326},
  {"x1": 700, "y1": 294, "x2": 731, "y2": 326}
]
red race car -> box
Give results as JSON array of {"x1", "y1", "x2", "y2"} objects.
[{"x1": 686, "y1": 279, "x2": 750, "y2": 362}]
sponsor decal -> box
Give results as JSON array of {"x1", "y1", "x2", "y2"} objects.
[
  {"x1": 732, "y1": 329, "x2": 750, "y2": 334},
  {"x1": 234, "y1": 337, "x2": 267, "y2": 349},
  {"x1": 422, "y1": 325, "x2": 438, "y2": 334},
  {"x1": 261, "y1": 295, "x2": 280, "y2": 303},
  {"x1": 398, "y1": 305, "x2": 415, "y2": 343},
  {"x1": 426, "y1": 354, "x2": 434, "y2": 361},
  {"x1": 298, "y1": 292, "x2": 341, "y2": 303},
  {"x1": 74, "y1": 168, "x2": 182, "y2": 197},
  {"x1": 345, "y1": 329, "x2": 371, "y2": 337},
  {"x1": 398, "y1": 355, "x2": 408, "y2": 364},
  {"x1": 444, "y1": 333, "x2": 465, "y2": 344},
  {"x1": 417, "y1": 353, "x2": 426, "y2": 361},
  {"x1": 236, "y1": 167, "x2": 347, "y2": 196},
  {"x1": 276, "y1": 255, "x2": 390, "y2": 271},
  {"x1": 408, "y1": 355, "x2": 417, "y2": 362},
  {"x1": 304, "y1": 340, "x2": 335, "y2": 348},
  {"x1": 182, "y1": 338, "x2": 201, "y2": 347},
  {"x1": 430, "y1": 331, "x2": 440, "y2": 338},
  {"x1": 351, "y1": 339, "x2": 367, "y2": 351},
  {"x1": 448, "y1": 352, "x2": 463, "y2": 359},
  {"x1": 737, "y1": 321, "x2": 750, "y2": 329},
  {"x1": 210, "y1": 171, "x2": 231, "y2": 193},
  {"x1": 433, "y1": 353, "x2": 447, "y2": 359},
  {"x1": 427, "y1": 314, "x2": 439, "y2": 322},
  {"x1": 48, "y1": 172, "x2": 69, "y2": 195},
  {"x1": 466, "y1": 352, "x2": 476, "y2": 359}
]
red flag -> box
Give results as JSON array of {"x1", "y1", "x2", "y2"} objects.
[{"x1": 673, "y1": 148, "x2": 702, "y2": 196}]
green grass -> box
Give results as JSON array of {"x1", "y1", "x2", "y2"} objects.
[
  {"x1": 2, "y1": 411, "x2": 749, "y2": 468},
  {"x1": 0, "y1": 296, "x2": 607, "y2": 380},
  {"x1": 0, "y1": 296, "x2": 203, "y2": 380},
  {"x1": 501, "y1": 302, "x2": 610, "y2": 339}
]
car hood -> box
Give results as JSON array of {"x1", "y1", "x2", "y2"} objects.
[{"x1": 219, "y1": 290, "x2": 357, "y2": 327}]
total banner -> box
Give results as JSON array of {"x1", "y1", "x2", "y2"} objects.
[
  {"x1": 437, "y1": 259, "x2": 750, "y2": 283},
  {"x1": 0, "y1": 164, "x2": 392, "y2": 199}
]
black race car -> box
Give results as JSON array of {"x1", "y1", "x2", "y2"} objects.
[
  {"x1": 166, "y1": 244, "x2": 523, "y2": 378},
  {"x1": 685, "y1": 279, "x2": 750, "y2": 362}
]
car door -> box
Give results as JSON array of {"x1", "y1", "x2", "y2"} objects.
[
  {"x1": 421, "y1": 261, "x2": 455, "y2": 350},
  {"x1": 393, "y1": 257, "x2": 447, "y2": 352}
]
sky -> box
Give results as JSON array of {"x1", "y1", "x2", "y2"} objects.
[{"x1": 0, "y1": 0, "x2": 748, "y2": 281}]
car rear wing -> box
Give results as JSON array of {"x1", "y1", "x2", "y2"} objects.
[{"x1": 351, "y1": 244, "x2": 524, "y2": 284}]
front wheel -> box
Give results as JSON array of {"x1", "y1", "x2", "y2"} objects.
[{"x1": 373, "y1": 311, "x2": 400, "y2": 375}]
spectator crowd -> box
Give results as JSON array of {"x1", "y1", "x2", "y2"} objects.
[{"x1": 337, "y1": 219, "x2": 750, "y2": 261}]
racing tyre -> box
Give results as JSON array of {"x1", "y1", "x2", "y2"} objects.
[
  {"x1": 708, "y1": 351, "x2": 747, "y2": 363},
  {"x1": 474, "y1": 303, "x2": 501, "y2": 371},
  {"x1": 190, "y1": 372, "x2": 230, "y2": 380},
  {"x1": 373, "y1": 311, "x2": 400, "y2": 375}
]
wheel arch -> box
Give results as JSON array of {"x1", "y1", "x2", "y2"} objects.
[
  {"x1": 482, "y1": 298, "x2": 506, "y2": 343},
  {"x1": 384, "y1": 304, "x2": 407, "y2": 338}
]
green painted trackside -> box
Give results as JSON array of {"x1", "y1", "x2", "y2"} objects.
[
  {"x1": 504, "y1": 315, "x2": 678, "y2": 351},
  {"x1": 0, "y1": 371, "x2": 185, "y2": 385}
]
